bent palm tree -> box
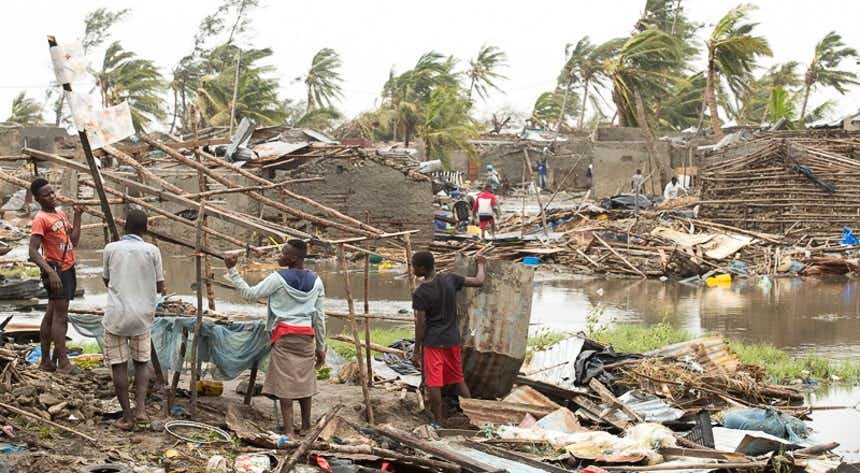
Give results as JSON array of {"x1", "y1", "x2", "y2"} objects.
[
  {"x1": 6, "y1": 92, "x2": 43, "y2": 126},
  {"x1": 419, "y1": 86, "x2": 479, "y2": 169},
  {"x1": 305, "y1": 48, "x2": 343, "y2": 112},
  {"x1": 704, "y1": 4, "x2": 772, "y2": 138},
  {"x1": 467, "y1": 44, "x2": 507, "y2": 101},
  {"x1": 799, "y1": 31, "x2": 859, "y2": 122},
  {"x1": 97, "y1": 41, "x2": 167, "y2": 131}
]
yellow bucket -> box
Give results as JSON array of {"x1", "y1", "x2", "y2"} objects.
[
  {"x1": 706, "y1": 274, "x2": 732, "y2": 287},
  {"x1": 196, "y1": 380, "x2": 224, "y2": 397}
]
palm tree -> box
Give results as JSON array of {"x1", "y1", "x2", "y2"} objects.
[
  {"x1": 6, "y1": 92, "x2": 43, "y2": 126},
  {"x1": 799, "y1": 31, "x2": 859, "y2": 122},
  {"x1": 467, "y1": 44, "x2": 507, "y2": 101},
  {"x1": 419, "y1": 86, "x2": 479, "y2": 168},
  {"x1": 607, "y1": 29, "x2": 682, "y2": 129},
  {"x1": 195, "y1": 45, "x2": 287, "y2": 127},
  {"x1": 704, "y1": 4, "x2": 772, "y2": 138},
  {"x1": 559, "y1": 37, "x2": 621, "y2": 130},
  {"x1": 305, "y1": 48, "x2": 344, "y2": 112},
  {"x1": 531, "y1": 91, "x2": 573, "y2": 130},
  {"x1": 97, "y1": 42, "x2": 167, "y2": 131},
  {"x1": 660, "y1": 72, "x2": 706, "y2": 130}
]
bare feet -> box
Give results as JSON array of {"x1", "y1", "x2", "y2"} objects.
[
  {"x1": 38, "y1": 362, "x2": 56, "y2": 372},
  {"x1": 134, "y1": 411, "x2": 150, "y2": 423},
  {"x1": 114, "y1": 418, "x2": 134, "y2": 431}
]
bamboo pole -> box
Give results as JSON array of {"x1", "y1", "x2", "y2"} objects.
[
  {"x1": 594, "y1": 233, "x2": 647, "y2": 278},
  {"x1": 183, "y1": 178, "x2": 325, "y2": 199},
  {"x1": 189, "y1": 202, "x2": 206, "y2": 414},
  {"x1": 363, "y1": 213, "x2": 373, "y2": 387},
  {"x1": 102, "y1": 144, "x2": 185, "y2": 194},
  {"x1": 338, "y1": 244, "x2": 373, "y2": 424},
  {"x1": 523, "y1": 149, "x2": 548, "y2": 238},
  {"x1": 404, "y1": 233, "x2": 416, "y2": 292},
  {"x1": 191, "y1": 109, "x2": 216, "y2": 312},
  {"x1": 277, "y1": 404, "x2": 343, "y2": 473}
]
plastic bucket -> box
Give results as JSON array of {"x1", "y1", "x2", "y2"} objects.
[{"x1": 522, "y1": 256, "x2": 540, "y2": 266}]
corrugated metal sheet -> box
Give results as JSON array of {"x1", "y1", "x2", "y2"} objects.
[
  {"x1": 614, "y1": 390, "x2": 685, "y2": 423},
  {"x1": 302, "y1": 128, "x2": 338, "y2": 144},
  {"x1": 646, "y1": 336, "x2": 740, "y2": 372},
  {"x1": 503, "y1": 386, "x2": 562, "y2": 410},
  {"x1": 460, "y1": 398, "x2": 556, "y2": 427},
  {"x1": 456, "y1": 257, "x2": 534, "y2": 398},
  {"x1": 520, "y1": 336, "x2": 585, "y2": 391},
  {"x1": 444, "y1": 441, "x2": 555, "y2": 473},
  {"x1": 251, "y1": 141, "x2": 309, "y2": 159}
]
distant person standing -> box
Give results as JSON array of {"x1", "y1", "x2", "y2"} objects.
[
  {"x1": 663, "y1": 176, "x2": 686, "y2": 201},
  {"x1": 472, "y1": 185, "x2": 500, "y2": 240},
  {"x1": 631, "y1": 169, "x2": 644, "y2": 194},
  {"x1": 28, "y1": 178, "x2": 82, "y2": 374},
  {"x1": 586, "y1": 164, "x2": 593, "y2": 189},
  {"x1": 486, "y1": 165, "x2": 501, "y2": 192},
  {"x1": 536, "y1": 158, "x2": 548, "y2": 190},
  {"x1": 102, "y1": 209, "x2": 165, "y2": 430},
  {"x1": 411, "y1": 252, "x2": 486, "y2": 425}
]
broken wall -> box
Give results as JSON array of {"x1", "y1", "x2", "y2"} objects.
[
  {"x1": 283, "y1": 157, "x2": 435, "y2": 248},
  {"x1": 591, "y1": 141, "x2": 672, "y2": 198}
]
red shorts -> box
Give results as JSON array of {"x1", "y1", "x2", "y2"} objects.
[
  {"x1": 422, "y1": 346, "x2": 465, "y2": 388},
  {"x1": 478, "y1": 215, "x2": 495, "y2": 230}
]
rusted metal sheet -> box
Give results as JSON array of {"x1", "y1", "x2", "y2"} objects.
[
  {"x1": 519, "y1": 336, "x2": 585, "y2": 391},
  {"x1": 503, "y1": 386, "x2": 562, "y2": 410},
  {"x1": 459, "y1": 398, "x2": 556, "y2": 427},
  {"x1": 456, "y1": 256, "x2": 534, "y2": 399},
  {"x1": 645, "y1": 336, "x2": 740, "y2": 372}
]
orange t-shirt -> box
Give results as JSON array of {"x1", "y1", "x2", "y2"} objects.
[{"x1": 31, "y1": 210, "x2": 76, "y2": 271}]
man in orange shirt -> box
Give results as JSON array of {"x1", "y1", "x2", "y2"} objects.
[{"x1": 28, "y1": 178, "x2": 82, "y2": 373}]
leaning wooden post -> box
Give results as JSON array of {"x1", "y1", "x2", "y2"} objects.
[
  {"x1": 167, "y1": 328, "x2": 189, "y2": 411},
  {"x1": 404, "y1": 233, "x2": 416, "y2": 292},
  {"x1": 47, "y1": 36, "x2": 119, "y2": 241},
  {"x1": 189, "y1": 202, "x2": 206, "y2": 414},
  {"x1": 191, "y1": 107, "x2": 216, "y2": 311},
  {"x1": 523, "y1": 148, "x2": 549, "y2": 238},
  {"x1": 338, "y1": 244, "x2": 374, "y2": 424},
  {"x1": 363, "y1": 239, "x2": 373, "y2": 387}
]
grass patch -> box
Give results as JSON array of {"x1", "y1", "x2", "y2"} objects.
[
  {"x1": 328, "y1": 326, "x2": 414, "y2": 360},
  {"x1": 590, "y1": 323, "x2": 691, "y2": 353}
]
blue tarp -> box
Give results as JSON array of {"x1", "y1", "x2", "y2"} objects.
[{"x1": 68, "y1": 315, "x2": 270, "y2": 380}]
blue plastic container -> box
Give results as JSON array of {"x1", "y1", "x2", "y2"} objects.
[{"x1": 522, "y1": 256, "x2": 540, "y2": 266}]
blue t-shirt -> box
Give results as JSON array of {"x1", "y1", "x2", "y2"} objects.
[
  {"x1": 277, "y1": 269, "x2": 317, "y2": 292},
  {"x1": 537, "y1": 162, "x2": 547, "y2": 175}
]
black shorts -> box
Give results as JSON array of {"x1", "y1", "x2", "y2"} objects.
[
  {"x1": 41, "y1": 264, "x2": 76, "y2": 301},
  {"x1": 478, "y1": 215, "x2": 494, "y2": 222}
]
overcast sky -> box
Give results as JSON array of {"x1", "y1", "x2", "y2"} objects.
[{"x1": 2, "y1": 0, "x2": 859, "y2": 129}]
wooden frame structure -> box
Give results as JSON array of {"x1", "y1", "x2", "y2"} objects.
[{"x1": 1, "y1": 135, "x2": 421, "y2": 423}]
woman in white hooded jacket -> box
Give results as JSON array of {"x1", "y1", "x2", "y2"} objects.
[{"x1": 225, "y1": 239, "x2": 325, "y2": 438}]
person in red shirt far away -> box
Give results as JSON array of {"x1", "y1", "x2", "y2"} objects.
[
  {"x1": 28, "y1": 178, "x2": 82, "y2": 374},
  {"x1": 472, "y1": 185, "x2": 500, "y2": 240},
  {"x1": 411, "y1": 251, "x2": 486, "y2": 425}
]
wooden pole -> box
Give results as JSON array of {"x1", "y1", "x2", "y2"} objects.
[
  {"x1": 278, "y1": 404, "x2": 343, "y2": 473},
  {"x1": 47, "y1": 35, "x2": 118, "y2": 241},
  {"x1": 523, "y1": 149, "x2": 549, "y2": 239},
  {"x1": 244, "y1": 360, "x2": 259, "y2": 406},
  {"x1": 404, "y1": 233, "x2": 416, "y2": 292},
  {"x1": 520, "y1": 155, "x2": 527, "y2": 238},
  {"x1": 189, "y1": 203, "x2": 206, "y2": 414},
  {"x1": 191, "y1": 107, "x2": 216, "y2": 311},
  {"x1": 363, "y1": 216, "x2": 373, "y2": 387},
  {"x1": 338, "y1": 244, "x2": 374, "y2": 424},
  {"x1": 167, "y1": 328, "x2": 188, "y2": 411},
  {"x1": 0, "y1": 401, "x2": 97, "y2": 444}
]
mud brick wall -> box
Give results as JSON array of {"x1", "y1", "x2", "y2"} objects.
[{"x1": 281, "y1": 157, "x2": 434, "y2": 249}]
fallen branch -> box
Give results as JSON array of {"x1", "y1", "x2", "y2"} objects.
[{"x1": 0, "y1": 401, "x2": 96, "y2": 444}]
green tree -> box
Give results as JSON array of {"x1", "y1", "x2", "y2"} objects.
[
  {"x1": 531, "y1": 91, "x2": 579, "y2": 130},
  {"x1": 195, "y1": 45, "x2": 286, "y2": 127},
  {"x1": 6, "y1": 92, "x2": 43, "y2": 126},
  {"x1": 82, "y1": 8, "x2": 130, "y2": 52},
  {"x1": 558, "y1": 37, "x2": 619, "y2": 130},
  {"x1": 96, "y1": 42, "x2": 167, "y2": 131},
  {"x1": 659, "y1": 72, "x2": 706, "y2": 130},
  {"x1": 799, "y1": 31, "x2": 859, "y2": 122},
  {"x1": 304, "y1": 48, "x2": 344, "y2": 112},
  {"x1": 704, "y1": 4, "x2": 772, "y2": 138},
  {"x1": 607, "y1": 29, "x2": 683, "y2": 129},
  {"x1": 466, "y1": 44, "x2": 508, "y2": 101},
  {"x1": 419, "y1": 86, "x2": 480, "y2": 168},
  {"x1": 729, "y1": 62, "x2": 801, "y2": 125}
]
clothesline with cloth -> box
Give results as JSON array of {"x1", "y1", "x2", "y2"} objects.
[{"x1": 68, "y1": 314, "x2": 270, "y2": 380}]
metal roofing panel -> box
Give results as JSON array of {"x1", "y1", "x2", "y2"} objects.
[
  {"x1": 302, "y1": 128, "x2": 338, "y2": 144},
  {"x1": 460, "y1": 398, "x2": 556, "y2": 427},
  {"x1": 503, "y1": 385, "x2": 562, "y2": 410},
  {"x1": 251, "y1": 141, "x2": 309, "y2": 159},
  {"x1": 520, "y1": 336, "x2": 585, "y2": 391},
  {"x1": 645, "y1": 336, "x2": 740, "y2": 372}
]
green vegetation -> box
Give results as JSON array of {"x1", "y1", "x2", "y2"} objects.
[
  {"x1": 0, "y1": 266, "x2": 41, "y2": 279},
  {"x1": 328, "y1": 326, "x2": 414, "y2": 360},
  {"x1": 6, "y1": 92, "x2": 44, "y2": 126}
]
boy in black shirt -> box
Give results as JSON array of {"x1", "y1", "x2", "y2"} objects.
[{"x1": 411, "y1": 252, "x2": 486, "y2": 423}]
